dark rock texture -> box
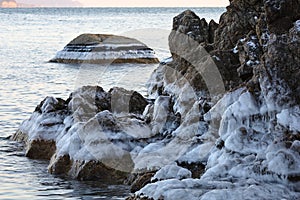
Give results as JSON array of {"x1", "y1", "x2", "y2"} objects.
[
  {"x1": 25, "y1": 139, "x2": 56, "y2": 160},
  {"x1": 130, "y1": 172, "x2": 156, "y2": 193},
  {"x1": 50, "y1": 34, "x2": 159, "y2": 64}
]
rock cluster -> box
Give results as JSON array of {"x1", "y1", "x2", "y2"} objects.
[
  {"x1": 127, "y1": 0, "x2": 300, "y2": 199},
  {"x1": 12, "y1": 0, "x2": 300, "y2": 199},
  {"x1": 50, "y1": 34, "x2": 159, "y2": 64},
  {"x1": 13, "y1": 86, "x2": 148, "y2": 183}
]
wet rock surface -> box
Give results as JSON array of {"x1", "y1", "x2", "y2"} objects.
[
  {"x1": 130, "y1": 172, "x2": 156, "y2": 193},
  {"x1": 25, "y1": 139, "x2": 56, "y2": 160}
]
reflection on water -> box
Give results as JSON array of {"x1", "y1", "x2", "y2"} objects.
[
  {"x1": 0, "y1": 137, "x2": 130, "y2": 200},
  {"x1": 75, "y1": 63, "x2": 157, "y2": 95}
]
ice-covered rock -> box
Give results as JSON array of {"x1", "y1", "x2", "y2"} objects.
[
  {"x1": 13, "y1": 86, "x2": 149, "y2": 183},
  {"x1": 127, "y1": 0, "x2": 300, "y2": 199},
  {"x1": 12, "y1": 96, "x2": 68, "y2": 159},
  {"x1": 13, "y1": 0, "x2": 300, "y2": 198},
  {"x1": 50, "y1": 34, "x2": 159, "y2": 64},
  {"x1": 151, "y1": 164, "x2": 192, "y2": 182}
]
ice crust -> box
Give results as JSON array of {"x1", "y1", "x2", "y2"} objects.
[
  {"x1": 18, "y1": 68, "x2": 300, "y2": 200},
  {"x1": 54, "y1": 49, "x2": 157, "y2": 61},
  {"x1": 136, "y1": 87, "x2": 300, "y2": 199}
]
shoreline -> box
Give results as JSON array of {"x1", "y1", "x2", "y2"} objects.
[{"x1": 6, "y1": 2, "x2": 300, "y2": 199}]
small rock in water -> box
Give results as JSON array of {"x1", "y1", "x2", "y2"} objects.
[{"x1": 50, "y1": 34, "x2": 159, "y2": 64}]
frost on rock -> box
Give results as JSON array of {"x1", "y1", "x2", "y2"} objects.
[
  {"x1": 295, "y1": 20, "x2": 300, "y2": 32},
  {"x1": 13, "y1": 86, "x2": 151, "y2": 182},
  {"x1": 151, "y1": 164, "x2": 192, "y2": 181},
  {"x1": 277, "y1": 106, "x2": 300, "y2": 132},
  {"x1": 16, "y1": 96, "x2": 68, "y2": 141},
  {"x1": 129, "y1": 2, "x2": 300, "y2": 199},
  {"x1": 134, "y1": 88, "x2": 300, "y2": 200}
]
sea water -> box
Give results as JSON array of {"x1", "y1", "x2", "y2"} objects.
[{"x1": 0, "y1": 7, "x2": 224, "y2": 199}]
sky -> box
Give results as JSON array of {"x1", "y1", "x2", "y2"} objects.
[
  {"x1": 78, "y1": 0, "x2": 229, "y2": 7},
  {"x1": 18, "y1": 0, "x2": 229, "y2": 7}
]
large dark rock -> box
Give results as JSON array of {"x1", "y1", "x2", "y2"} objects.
[
  {"x1": 214, "y1": 0, "x2": 264, "y2": 51},
  {"x1": 50, "y1": 34, "x2": 159, "y2": 64},
  {"x1": 48, "y1": 154, "x2": 72, "y2": 175},
  {"x1": 71, "y1": 160, "x2": 133, "y2": 183},
  {"x1": 258, "y1": 22, "x2": 300, "y2": 106},
  {"x1": 264, "y1": 0, "x2": 300, "y2": 34}
]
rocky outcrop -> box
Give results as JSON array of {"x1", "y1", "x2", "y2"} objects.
[
  {"x1": 12, "y1": 86, "x2": 149, "y2": 183},
  {"x1": 50, "y1": 34, "x2": 159, "y2": 64},
  {"x1": 127, "y1": 0, "x2": 300, "y2": 199}
]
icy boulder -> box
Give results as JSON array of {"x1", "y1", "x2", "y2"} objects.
[
  {"x1": 130, "y1": 88, "x2": 300, "y2": 200},
  {"x1": 50, "y1": 34, "x2": 159, "y2": 64},
  {"x1": 12, "y1": 86, "x2": 150, "y2": 183},
  {"x1": 151, "y1": 164, "x2": 192, "y2": 182},
  {"x1": 12, "y1": 96, "x2": 68, "y2": 159}
]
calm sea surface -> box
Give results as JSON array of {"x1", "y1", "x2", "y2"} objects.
[{"x1": 0, "y1": 7, "x2": 224, "y2": 199}]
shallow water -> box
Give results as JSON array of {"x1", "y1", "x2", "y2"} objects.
[
  {"x1": 0, "y1": 7, "x2": 225, "y2": 199},
  {"x1": 0, "y1": 137, "x2": 130, "y2": 200}
]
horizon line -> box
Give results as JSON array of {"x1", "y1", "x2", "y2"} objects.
[{"x1": 2, "y1": 6, "x2": 226, "y2": 8}]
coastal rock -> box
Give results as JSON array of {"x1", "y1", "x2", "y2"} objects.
[
  {"x1": 25, "y1": 139, "x2": 56, "y2": 160},
  {"x1": 70, "y1": 160, "x2": 132, "y2": 183},
  {"x1": 258, "y1": 20, "x2": 300, "y2": 107},
  {"x1": 110, "y1": 87, "x2": 148, "y2": 114},
  {"x1": 13, "y1": 1, "x2": 300, "y2": 199},
  {"x1": 12, "y1": 86, "x2": 150, "y2": 182},
  {"x1": 214, "y1": 0, "x2": 264, "y2": 51},
  {"x1": 264, "y1": 0, "x2": 300, "y2": 34},
  {"x1": 151, "y1": 164, "x2": 192, "y2": 182},
  {"x1": 177, "y1": 161, "x2": 205, "y2": 178},
  {"x1": 12, "y1": 96, "x2": 68, "y2": 160},
  {"x1": 50, "y1": 34, "x2": 159, "y2": 64},
  {"x1": 236, "y1": 32, "x2": 262, "y2": 81},
  {"x1": 129, "y1": 0, "x2": 300, "y2": 199},
  {"x1": 130, "y1": 172, "x2": 156, "y2": 193},
  {"x1": 48, "y1": 154, "x2": 72, "y2": 175}
]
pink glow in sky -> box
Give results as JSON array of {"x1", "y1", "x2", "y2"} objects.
[{"x1": 77, "y1": 0, "x2": 229, "y2": 7}]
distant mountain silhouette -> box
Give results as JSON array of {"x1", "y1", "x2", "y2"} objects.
[{"x1": 0, "y1": 0, "x2": 18, "y2": 8}]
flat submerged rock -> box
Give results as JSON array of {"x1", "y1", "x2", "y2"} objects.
[{"x1": 50, "y1": 34, "x2": 159, "y2": 64}]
